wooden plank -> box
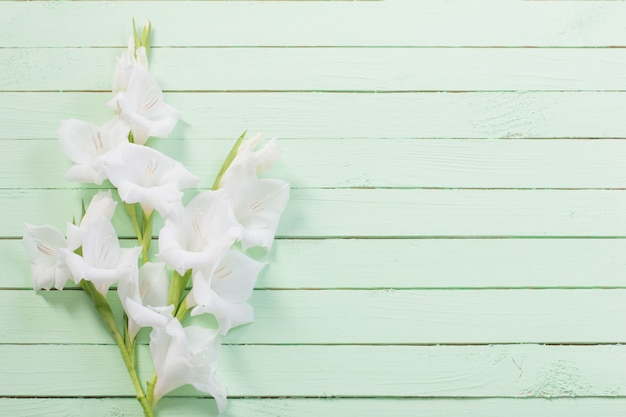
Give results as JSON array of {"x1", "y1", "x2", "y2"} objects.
[
  {"x1": 4, "y1": 48, "x2": 626, "y2": 92},
  {"x1": 3, "y1": 2, "x2": 626, "y2": 47},
  {"x1": 7, "y1": 238, "x2": 626, "y2": 290},
  {"x1": 1, "y1": 344, "x2": 626, "y2": 397},
  {"x1": 4, "y1": 398, "x2": 626, "y2": 417},
  {"x1": 2, "y1": 92, "x2": 626, "y2": 140},
  {"x1": 5, "y1": 189, "x2": 626, "y2": 238},
  {"x1": 4, "y1": 139, "x2": 626, "y2": 190},
  {"x1": 4, "y1": 289, "x2": 626, "y2": 344}
]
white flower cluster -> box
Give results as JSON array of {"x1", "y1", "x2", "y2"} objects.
[{"x1": 23, "y1": 25, "x2": 289, "y2": 413}]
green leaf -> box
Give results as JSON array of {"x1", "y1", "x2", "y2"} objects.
[
  {"x1": 141, "y1": 20, "x2": 152, "y2": 58},
  {"x1": 212, "y1": 130, "x2": 247, "y2": 190},
  {"x1": 81, "y1": 199, "x2": 86, "y2": 220},
  {"x1": 132, "y1": 18, "x2": 140, "y2": 54}
]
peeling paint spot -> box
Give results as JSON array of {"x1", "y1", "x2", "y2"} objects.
[{"x1": 522, "y1": 359, "x2": 592, "y2": 397}]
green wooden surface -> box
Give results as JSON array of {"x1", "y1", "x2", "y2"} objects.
[
  {"x1": 3, "y1": 1, "x2": 626, "y2": 416},
  {"x1": 3, "y1": 92, "x2": 626, "y2": 139}
]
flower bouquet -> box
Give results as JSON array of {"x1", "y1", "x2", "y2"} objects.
[{"x1": 22, "y1": 21, "x2": 289, "y2": 416}]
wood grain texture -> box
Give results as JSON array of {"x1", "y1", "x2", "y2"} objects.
[
  {"x1": 3, "y1": 1, "x2": 626, "y2": 47},
  {"x1": 2, "y1": 344, "x2": 626, "y2": 397},
  {"x1": 5, "y1": 189, "x2": 626, "y2": 238},
  {"x1": 6, "y1": 238, "x2": 626, "y2": 290},
  {"x1": 4, "y1": 48, "x2": 626, "y2": 92},
  {"x1": 6, "y1": 398, "x2": 626, "y2": 417},
  {"x1": 2, "y1": 92, "x2": 625, "y2": 140},
  {"x1": 3, "y1": 289, "x2": 626, "y2": 344},
  {"x1": 4, "y1": 0, "x2": 626, "y2": 415},
  {"x1": 5, "y1": 139, "x2": 626, "y2": 189}
]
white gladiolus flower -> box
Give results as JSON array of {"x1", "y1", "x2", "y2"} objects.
[
  {"x1": 23, "y1": 224, "x2": 71, "y2": 291},
  {"x1": 113, "y1": 37, "x2": 148, "y2": 95},
  {"x1": 219, "y1": 134, "x2": 290, "y2": 250},
  {"x1": 229, "y1": 178, "x2": 290, "y2": 251},
  {"x1": 158, "y1": 190, "x2": 242, "y2": 275},
  {"x1": 108, "y1": 66, "x2": 180, "y2": 145},
  {"x1": 66, "y1": 191, "x2": 117, "y2": 251},
  {"x1": 189, "y1": 250, "x2": 266, "y2": 335},
  {"x1": 57, "y1": 118, "x2": 130, "y2": 185},
  {"x1": 23, "y1": 23, "x2": 295, "y2": 417},
  {"x1": 102, "y1": 142, "x2": 199, "y2": 216},
  {"x1": 125, "y1": 299, "x2": 227, "y2": 411},
  {"x1": 220, "y1": 134, "x2": 283, "y2": 185},
  {"x1": 118, "y1": 261, "x2": 170, "y2": 340},
  {"x1": 23, "y1": 192, "x2": 118, "y2": 290},
  {"x1": 63, "y1": 216, "x2": 140, "y2": 295}
]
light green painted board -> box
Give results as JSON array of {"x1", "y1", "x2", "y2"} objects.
[
  {"x1": 4, "y1": 289, "x2": 626, "y2": 344},
  {"x1": 2, "y1": 92, "x2": 625, "y2": 140},
  {"x1": 4, "y1": 48, "x2": 626, "y2": 92},
  {"x1": 5, "y1": 139, "x2": 626, "y2": 189},
  {"x1": 6, "y1": 189, "x2": 626, "y2": 238},
  {"x1": 5, "y1": 398, "x2": 626, "y2": 417},
  {"x1": 3, "y1": 2, "x2": 626, "y2": 47},
  {"x1": 2, "y1": 344, "x2": 626, "y2": 397},
  {"x1": 6, "y1": 238, "x2": 626, "y2": 290},
  {"x1": 4, "y1": 0, "x2": 626, "y2": 413}
]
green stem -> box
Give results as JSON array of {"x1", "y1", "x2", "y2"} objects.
[
  {"x1": 112, "y1": 325, "x2": 153, "y2": 417},
  {"x1": 141, "y1": 210, "x2": 153, "y2": 264},
  {"x1": 79, "y1": 280, "x2": 154, "y2": 417},
  {"x1": 146, "y1": 372, "x2": 158, "y2": 408},
  {"x1": 168, "y1": 269, "x2": 191, "y2": 309},
  {"x1": 125, "y1": 203, "x2": 143, "y2": 244}
]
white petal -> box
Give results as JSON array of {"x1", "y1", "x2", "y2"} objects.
[
  {"x1": 191, "y1": 290, "x2": 254, "y2": 335},
  {"x1": 113, "y1": 37, "x2": 137, "y2": 94},
  {"x1": 78, "y1": 217, "x2": 140, "y2": 294},
  {"x1": 220, "y1": 135, "x2": 283, "y2": 189},
  {"x1": 66, "y1": 191, "x2": 119, "y2": 251},
  {"x1": 57, "y1": 119, "x2": 103, "y2": 164},
  {"x1": 152, "y1": 322, "x2": 223, "y2": 402},
  {"x1": 103, "y1": 142, "x2": 198, "y2": 216},
  {"x1": 117, "y1": 274, "x2": 142, "y2": 339},
  {"x1": 157, "y1": 191, "x2": 241, "y2": 274},
  {"x1": 57, "y1": 118, "x2": 130, "y2": 184},
  {"x1": 62, "y1": 249, "x2": 87, "y2": 284},
  {"x1": 125, "y1": 297, "x2": 172, "y2": 329},
  {"x1": 135, "y1": 47, "x2": 148, "y2": 67},
  {"x1": 232, "y1": 179, "x2": 290, "y2": 250},
  {"x1": 65, "y1": 223, "x2": 82, "y2": 252},
  {"x1": 211, "y1": 251, "x2": 265, "y2": 303},
  {"x1": 109, "y1": 67, "x2": 180, "y2": 144},
  {"x1": 81, "y1": 217, "x2": 122, "y2": 268},
  {"x1": 138, "y1": 262, "x2": 170, "y2": 308},
  {"x1": 82, "y1": 191, "x2": 117, "y2": 226},
  {"x1": 188, "y1": 251, "x2": 260, "y2": 335},
  {"x1": 23, "y1": 224, "x2": 70, "y2": 290}
]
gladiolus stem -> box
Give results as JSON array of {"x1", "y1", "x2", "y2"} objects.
[
  {"x1": 79, "y1": 280, "x2": 154, "y2": 417},
  {"x1": 146, "y1": 372, "x2": 158, "y2": 408},
  {"x1": 168, "y1": 269, "x2": 191, "y2": 308},
  {"x1": 125, "y1": 203, "x2": 143, "y2": 243},
  {"x1": 141, "y1": 210, "x2": 153, "y2": 263}
]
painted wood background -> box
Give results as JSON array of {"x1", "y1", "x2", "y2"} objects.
[{"x1": 2, "y1": 1, "x2": 626, "y2": 416}]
